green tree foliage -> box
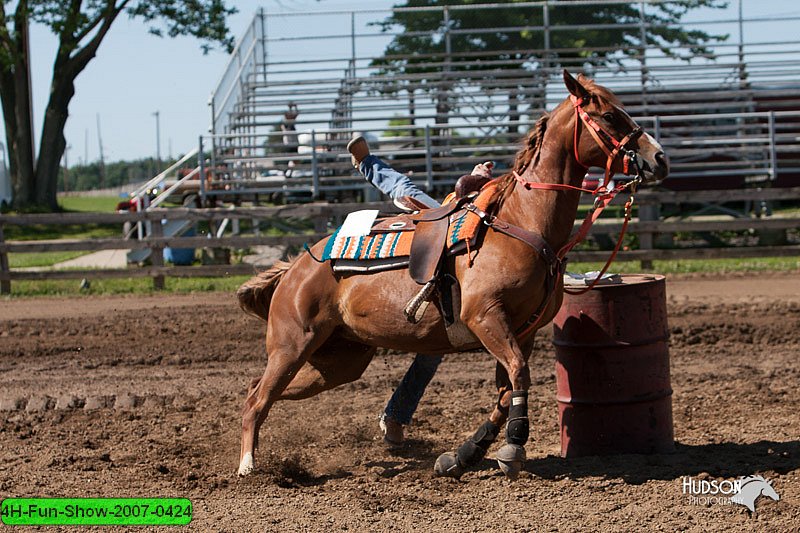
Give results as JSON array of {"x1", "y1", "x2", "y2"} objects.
[
  {"x1": 384, "y1": 116, "x2": 424, "y2": 138},
  {"x1": 371, "y1": 0, "x2": 728, "y2": 131},
  {"x1": 0, "y1": 1, "x2": 235, "y2": 211},
  {"x1": 374, "y1": 0, "x2": 727, "y2": 73},
  {"x1": 59, "y1": 157, "x2": 178, "y2": 192}
]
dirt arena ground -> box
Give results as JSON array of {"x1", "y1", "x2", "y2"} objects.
[{"x1": 1, "y1": 273, "x2": 799, "y2": 531}]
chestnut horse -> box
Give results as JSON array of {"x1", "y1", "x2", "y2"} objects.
[{"x1": 236, "y1": 71, "x2": 669, "y2": 479}]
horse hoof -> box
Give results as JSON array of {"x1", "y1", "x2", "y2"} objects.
[
  {"x1": 237, "y1": 452, "x2": 254, "y2": 477},
  {"x1": 434, "y1": 452, "x2": 464, "y2": 479},
  {"x1": 495, "y1": 444, "x2": 526, "y2": 480}
]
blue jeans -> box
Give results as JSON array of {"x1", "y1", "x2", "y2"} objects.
[
  {"x1": 384, "y1": 354, "x2": 444, "y2": 425},
  {"x1": 360, "y1": 155, "x2": 438, "y2": 208},
  {"x1": 358, "y1": 155, "x2": 443, "y2": 425}
]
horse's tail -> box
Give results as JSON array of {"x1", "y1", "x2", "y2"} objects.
[{"x1": 237, "y1": 256, "x2": 297, "y2": 321}]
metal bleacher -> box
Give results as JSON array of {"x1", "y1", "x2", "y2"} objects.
[{"x1": 194, "y1": 0, "x2": 800, "y2": 205}]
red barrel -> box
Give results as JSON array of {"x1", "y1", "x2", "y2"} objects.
[{"x1": 552, "y1": 274, "x2": 674, "y2": 457}]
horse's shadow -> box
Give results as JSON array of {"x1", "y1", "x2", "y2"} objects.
[
  {"x1": 519, "y1": 440, "x2": 800, "y2": 484},
  {"x1": 253, "y1": 439, "x2": 799, "y2": 487}
]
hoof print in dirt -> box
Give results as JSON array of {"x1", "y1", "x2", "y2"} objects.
[
  {"x1": 113, "y1": 394, "x2": 140, "y2": 410},
  {"x1": 25, "y1": 397, "x2": 53, "y2": 412},
  {"x1": 0, "y1": 398, "x2": 24, "y2": 411},
  {"x1": 55, "y1": 395, "x2": 82, "y2": 410},
  {"x1": 83, "y1": 396, "x2": 112, "y2": 410}
]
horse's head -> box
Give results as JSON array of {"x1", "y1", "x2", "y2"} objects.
[{"x1": 562, "y1": 70, "x2": 669, "y2": 183}]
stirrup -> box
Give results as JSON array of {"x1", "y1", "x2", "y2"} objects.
[{"x1": 403, "y1": 280, "x2": 436, "y2": 324}]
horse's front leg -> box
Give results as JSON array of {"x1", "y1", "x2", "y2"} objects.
[
  {"x1": 435, "y1": 345, "x2": 533, "y2": 480},
  {"x1": 467, "y1": 307, "x2": 532, "y2": 479},
  {"x1": 435, "y1": 362, "x2": 512, "y2": 478}
]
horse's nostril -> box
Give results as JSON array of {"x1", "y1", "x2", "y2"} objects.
[{"x1": 655, "y1": 151, "x2": 669, "y2": 169}]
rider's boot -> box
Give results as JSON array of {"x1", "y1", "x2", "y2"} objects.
[
  {"x1": 379, "y1": 412, "x2": 404, "y2": 447},
  {"x1": 347, "y1": 136, "x2": 371, "y2": 168}
]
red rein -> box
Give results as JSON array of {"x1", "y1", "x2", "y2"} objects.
[{"x1": 510, "y1": 97, "x2": 644, "y2": 338}]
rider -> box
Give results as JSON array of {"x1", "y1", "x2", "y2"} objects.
[{"x1": 347, "y1": 135, "x2": 493, "y2": 445}]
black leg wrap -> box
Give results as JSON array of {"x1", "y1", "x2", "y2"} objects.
[
  {"x1": 456, "y1": 421, "x2": 500, "y2": 468},
  {"x1": 506, "y1": 391, "x2": 529, "y2": 446}
]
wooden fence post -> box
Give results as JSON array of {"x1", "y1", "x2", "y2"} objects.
[
  {"x1": 0, "y1": 222, "x2": 10, "y2": 295},
  {"x1": 150, "y1": 219, "x2": 165, "y2": 290},
  {"x1": 638, "y1": 201, "x2": 660, "y2": 270}
]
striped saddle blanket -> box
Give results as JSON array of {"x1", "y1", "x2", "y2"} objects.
[{"x1": 320, "y1": 184, "x2": 498, "y2": 269}]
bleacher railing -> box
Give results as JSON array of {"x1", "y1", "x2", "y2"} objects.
[{"x1": 201, "y1": 0, "x2": 800, "y2": 204}]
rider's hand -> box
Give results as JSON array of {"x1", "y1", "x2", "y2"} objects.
[{"x1": 471, "y1": 161, "x2": 494, "y2": 178}]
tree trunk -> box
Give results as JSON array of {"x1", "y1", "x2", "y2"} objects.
[
  {"x1": 11, "y1": 63, "x2": 37, "y2": 208},
  {"x1": 5, "y1": 20, "x2": 38, "y2": 209},
  {"x1": 35, "y1": 74, "x2": 75, "y2": 210},
  {"x1": 0, "y1": 71, "x2": 20, "y2": 204},
  {"x1": 0, "y1": 1, "x2": 121, "y2": 211}
]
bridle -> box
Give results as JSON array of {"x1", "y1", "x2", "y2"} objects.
[
  {"x1": 514, "y1": 93, "x2": 646, "y2": 192},
  {"x1": 570, "y1": 94, "x2": 644, "y2": 184},
  {"x1": 505, "y1": 93, "x2": 651, "y2": 338}
]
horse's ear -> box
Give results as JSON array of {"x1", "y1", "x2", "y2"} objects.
[{"x1": 563, "y1": 69, "x2": 591, "y2": 101}]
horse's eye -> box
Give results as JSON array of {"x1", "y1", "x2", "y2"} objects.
[{"x1": 602, "y1": 112, "x2": 615, "y2": 123}]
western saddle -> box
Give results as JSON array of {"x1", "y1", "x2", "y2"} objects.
[{"x1": 399, "y1": 173, "x2": 492, "y2": 323}]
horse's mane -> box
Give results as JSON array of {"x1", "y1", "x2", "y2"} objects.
[
  {"x1": 513, "y1": 113, "x2": 549, "y2": 175},
  {"x1": 491, "y1": 112, "x2": 549, "y2": 207}
]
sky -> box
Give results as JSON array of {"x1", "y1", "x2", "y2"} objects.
[
  {"x1": 20, "y1": 0, "x2": 397, "y2": 166},
  {"x1": 9, "y1": 0, "x2": 800, "y2": 167}
]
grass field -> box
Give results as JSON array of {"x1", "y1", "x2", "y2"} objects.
[
  {"x1": 8, "y1": 251, "x2": 88, "y2": 269},
  {"x1": 570, "y1": 256, "x2": 800, "y2": 274},
  {"x1": 3, "y1": 275, "x2": 249, "y2": 298},
  {"x1": 5, "y1": 195, "x2": 121, "y2": 242},
  {"x1": 2, "y1": 256, "x2": 798, "y2": 298},
  {"x1": 5, "y1": 196, "x2": 123, "y2": 269},
  {"x1": 58, "y1": 195, "x2": 121, "y2": 212}
]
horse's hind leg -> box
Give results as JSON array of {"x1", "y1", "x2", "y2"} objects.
[
  {"x1": 279, "y1": 337, "x2": 376, "y2": 400},
  {"x1": 245, "y1": 346, "x2": 368, "y2": 455},
  {"x1": 239, "y1": 315, "x2": 335, "y2": 476},
  {"x1": 238, "y1": 334, "x2": 374, "y2": 476}
]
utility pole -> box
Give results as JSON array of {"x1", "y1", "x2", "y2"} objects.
[
  {"x1": 84, "y1": 128, "x2": 88, "y2": 165},
  {"x1": 96, "y1": 114, "x2": 106, "y2": 189},
  {"x1": 153, "y1": 110, "x2": 161, "y2": 171},
  {"x1": 62, "y1": 144, "x2": 71, "y2": 193}
]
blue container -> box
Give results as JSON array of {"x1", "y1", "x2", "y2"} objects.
[{"x1": 163, "y1": 226, "x2": 195, "y2": 265}]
